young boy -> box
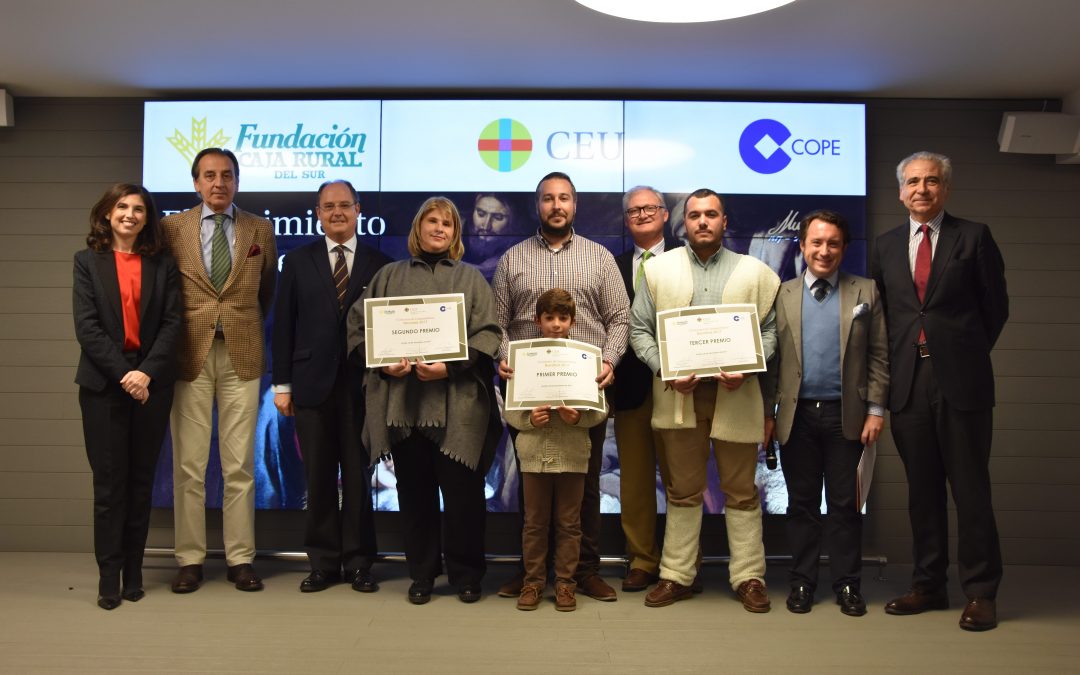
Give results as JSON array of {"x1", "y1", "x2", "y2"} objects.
[{"x1": 504, "y1": 288, "x2": 608, "y2": 611}]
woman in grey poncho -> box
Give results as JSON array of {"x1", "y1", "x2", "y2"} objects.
[{"x1": 347, "y1": 196, "x2": 502, "y2": 605}]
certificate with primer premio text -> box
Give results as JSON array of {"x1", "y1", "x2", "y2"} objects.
[
  {"x1": 505, "y1": 338, "x2": 605, "y2": 412},
  {"x1": 656, "y1": 303, "x2": 766, "y2": 380},
  {"x1": 364, "y1": 293, "x2": 468, "y2": 367}
]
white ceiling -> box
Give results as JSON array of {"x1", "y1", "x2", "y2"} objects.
[{"x1": 2, "y1": 0, "x2": 1079, "y2": 100}]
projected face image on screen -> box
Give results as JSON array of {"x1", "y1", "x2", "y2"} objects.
[{"x1": 144, "y1": 99, "x2": 867, "y2": 515}]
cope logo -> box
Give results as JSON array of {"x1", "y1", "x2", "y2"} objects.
[
  {"x1": 739, "y1": 118, "x2": 843, "y2": 175},
  {"x1": 166, "y1": 117, "x2": 231, "y2": 168},
  {"x1": 477, "y1": 118, "x2": 533, "y2": 172}
]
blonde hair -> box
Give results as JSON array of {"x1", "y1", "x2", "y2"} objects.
[{"x1": 407, "y1": 196, "x2": 465, "y2": 261}]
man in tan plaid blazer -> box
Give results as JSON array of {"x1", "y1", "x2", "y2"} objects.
[{"x1": 162, "y1": 148, "x2": 277, "y2": 593}]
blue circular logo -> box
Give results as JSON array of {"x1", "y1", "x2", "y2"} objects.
[{"x1": 739, "y1": 119, "x2": 792, "y2": 174}]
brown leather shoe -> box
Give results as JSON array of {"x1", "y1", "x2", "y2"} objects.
[
  {"x1": 555, "y1": 583, "x2": 577, "y2": 612},
  {"x1": 884, "y1": 589, "x2": 949, "y2": 615},
  {"x1": 959, "y1": 598, "x2": 997, "y2": 631},
  {"x1": 622, "y1": 568, "x2": 659, "y2": 592},
  {"x1": 171, "y1": 564, "x2": 203, "y2": 594},
  {"x1": 578, "y1": 574, "x2": 617, "y2": 602},
  {"x1": 498, "y1": 573, "x2": 524, "y2": 598},
  {"x1": 226, "y1": 563, "x2": 264, "y2": 592},
  {"x1": 736, "y1": 579, "x2": 771, "y2": 613},
  {"x1": 517, "y1": 584, "x2": 543, "y2": 611},
  {"x1": 644, "y1": 579, "x2": 693, "y2": 607}
]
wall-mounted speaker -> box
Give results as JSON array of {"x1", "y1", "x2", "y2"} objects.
[{"x1": 998, "y1": 112, "x2": 1080, "y2": 154}]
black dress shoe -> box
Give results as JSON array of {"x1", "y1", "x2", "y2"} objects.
[
  {"x1": 121, "y1": 588, "x2": 145, "y2": 602},
  {"x1": 97, "y1": 595, "x2": 121, "y2": 610},
  {"x1": 348, "y1": 570, "x2": 379, "y2": 593},
  {"x1": 226, "y1": 563, "x2": 264, "y2": 592},
  {"x1": 885, "y1": 588, "x2": 948, "y2": 615},
  {"x1": 836, "y1": 585, "x2": 867, "y2": 617},
  {"x1": 458, "y1": 584, "x2": 482, "y2": 604},
  {"x1": 959, "y1": 598, "x2": 997, "y2": 631},
  {"x1": 408, "y1": 580, "x2": 434, "y2": 605},
  {"x1": 786, "y1": 585, "x2": 813, "y2": 613},
  {"x1": 300, "y1": 570, "x2": 340, "y2": 593},
  {"x1": 171, "y1": 565, "x2": 203, "y2": 594}
]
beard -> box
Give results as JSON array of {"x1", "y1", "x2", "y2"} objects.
[{"x1": 540, "y1": 213, "x2": 574, "y2": 240}]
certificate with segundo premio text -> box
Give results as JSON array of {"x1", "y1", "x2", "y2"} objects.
[
  {"x1": 505, "y1": 338, "x2": 606, "y2": 412},
  {"x1": 656, "y1": 303, "x2": 766, "y2": 380},
  {"x1": 364, "y1": 293, "x2": 469, "y2": 367}
]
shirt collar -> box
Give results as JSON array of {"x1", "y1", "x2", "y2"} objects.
[
  {"x1": 325, "y1": 234, "x2": 357, "y2": 254},
  {"x1": 635, "y1": 239, "x2": 666, "y2": 260},
  {"x1": 687, "y1": 244, "x2": 724, "y2": 268},
  {"x1": 201, "y1": 203, "x2": 236, "y2": 222},
  {"x1": 908, "y1": 210, "x2": 944, "y2": 237},
  {"x1": 536, "y1": 227, "x2": 574, "y2": 251},
  {"x1": 803, "y1": 268, "x2": 840, "y2": 290}
]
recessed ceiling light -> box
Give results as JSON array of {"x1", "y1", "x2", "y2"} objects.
[{"x1": 575, "y1": 0, "x2": 796, "y2": 23}]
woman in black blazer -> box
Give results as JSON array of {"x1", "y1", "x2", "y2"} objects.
[{"x1": 73, "y1": 183, "x2": 181, "y2": 610}]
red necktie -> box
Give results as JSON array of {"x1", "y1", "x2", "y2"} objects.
[{"x1": 913, "y1": 224, "x2": 931, "y2": 341}]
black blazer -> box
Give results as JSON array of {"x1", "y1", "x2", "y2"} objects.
[
  {"x1": 610, "y1": 237, "x2": 684, "y2": 411},
  {"x1": 73, "y1": 248, "x2": 181, "y2": 392},
  {"x1": 870, "y1": 212, "x2": 1008, "y2": 412},
  {"x1": 272, "y1": 239, "x2": 391, "y2": 408}
]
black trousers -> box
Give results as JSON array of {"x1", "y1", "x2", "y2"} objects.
[
  {"x1": 891, "y1": 357, "x2": 1002, "y2": 600},
  {"x1": 780, "y1": 400, "x2": 863, "y2": 593},
  {"x1": 78, "y1": 380, "x2": 173, "y2": 591},
  {"x1": 294, "y1": 371, "x2": 377, "y2": 574},
  {"x1": 508, "y1": 421, "x2": 606, "y2": 580},
  {"x1": 392, "y1": 433, "x2": 487, "y2": 587}
]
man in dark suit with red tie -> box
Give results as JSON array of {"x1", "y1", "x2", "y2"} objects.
[
  {"x1": 870, "y1": 152, "x2": 1009, "y2": 631},
  {"x1": 272, "y1": 179, "x2": 391, "y2": 593}
]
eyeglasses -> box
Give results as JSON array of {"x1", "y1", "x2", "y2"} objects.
[
  {"x1": 318, "y1": 201, "x2": 356, "y2": 212},
  {"x1": 625, "y1": 204, "x2": 665, "y2": 219}
]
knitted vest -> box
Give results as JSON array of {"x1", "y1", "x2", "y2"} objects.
[{"x1": 643, "y1": 248, "x2": 780, "y2": 443}]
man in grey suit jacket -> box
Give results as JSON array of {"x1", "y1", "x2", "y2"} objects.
[
  {"x1": 765, "y1": 209, "x2": 888, "y2": 617},
  {"x1": 871, "y1": 151, "x2": 1008, "y2": 631}
]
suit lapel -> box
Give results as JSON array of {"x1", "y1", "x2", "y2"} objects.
[
  {"x1": 344, "y1": 247, "x2": 368, "y2": 312},
  {"x1": 93, "y1": 250, "x2": 123, "y2": 330},
  {"x1": 225, "y1": 210, "x2": 256, "y2": 291},
  {"x1": 781, "y1": 280, "x2": 803, "y2": 370},
  {"x1": 175, "y1": 207, "x2": 215, "y2": 292},
  {"x1": 839, "y1": 273, "x2": 858, "y2": 366},
  {"x1": 924, "y1": 214, "x2": 959, "y2": 304},
  {"x1": 307, "y1": 241, "x2": 341, "y2": 316},
  {"x1": 139, "y1": 253, "x2": 157, "y2": 323}
]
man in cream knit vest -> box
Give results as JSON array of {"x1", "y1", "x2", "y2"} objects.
[{"x1": 629, "y1": 189, "x2": 780, "y2": 610}]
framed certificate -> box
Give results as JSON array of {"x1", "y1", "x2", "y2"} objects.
[
  {"x1": 505, "y1": 338, "x2": 605, "y2": 412},
  {"x1": 364, "y1": 293, "x2": 469, "y2": 367},
  {"x1": 656, "y1": 303, "x2": 766, "y2": 380}
]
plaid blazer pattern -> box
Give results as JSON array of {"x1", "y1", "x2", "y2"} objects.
[{"x1": 162, "y1": 206, "x2": 277, "y2": 381}]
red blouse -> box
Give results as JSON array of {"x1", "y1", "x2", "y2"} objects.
[{"x1": 114, "y1": 251, "x2": 142, "y2": 352}]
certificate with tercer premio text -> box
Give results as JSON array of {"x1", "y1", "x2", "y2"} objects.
[
  {"x1": 656, "y1": 303, "x2": 766, "y2": 380},
  {"x1": 505, "y1": 338, "x2": 605, "y2": 412},
  {"x1": 364, "y1": 293, "x2": 468, "y2": 367}
]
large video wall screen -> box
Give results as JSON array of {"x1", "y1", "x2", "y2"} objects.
[{"x1": 144, "y1": 99, "x2": 867, "y2": 515}]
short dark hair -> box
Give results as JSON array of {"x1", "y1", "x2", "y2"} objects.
[
  {"x1": 535, "y1": 171, "x2": 577, "y2": 204},
  {"x1": 317, "y1": 179, "x2": 359, "y2": 205},
  {"x1": 535, "y1": 287, "x2": 576, "y2": 320},
  {"x1": 190, "y1": 147, "x2": 240, "y2": 179},
  {"x1": 798, "y1": 209, "x2": 851, "y2": 245},
  {"x1": 683, "y1": 188, "x2": 726, "y2": 219},
  {"x1": 86, "y1": 183, "x2": 164, "y2": 256}
]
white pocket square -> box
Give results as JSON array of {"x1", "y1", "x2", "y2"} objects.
[{"x1": 852, "y1": 303, "x2": 870, "y2": 318}]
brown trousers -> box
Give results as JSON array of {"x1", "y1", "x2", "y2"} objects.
[{"x1": 521, "y1": 472, "x2": 586, "y2": 587}]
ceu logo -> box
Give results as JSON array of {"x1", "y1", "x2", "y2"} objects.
[
  {"x1": 167, "y1": 117, "x2": 231, "y2": 168},
  {"x1": 739, "y1": 119, "x2": 792, "y2": 175},
  {"x1": 580, "y1": 353, "x2": 587, "y2": 360},
  {"x1": 733, "y1": 315, "x2": 741, "y2": 322},
  {"x1": 439, "y1": 305, "x2": 446, "y2": 312},
  {"x1": 477, "y1": 118, "x2": 533, "y2": 172}
]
